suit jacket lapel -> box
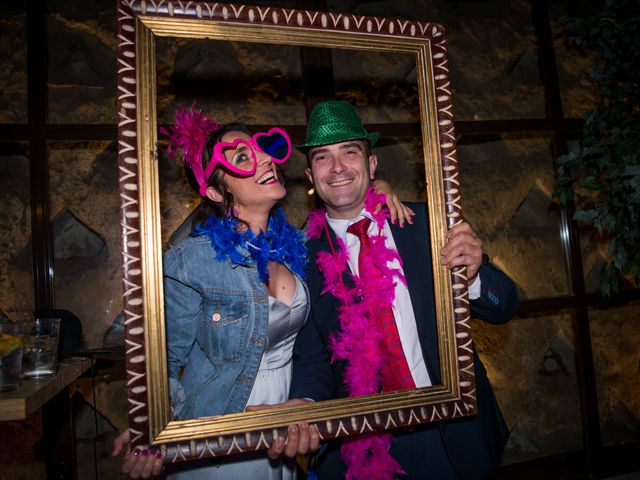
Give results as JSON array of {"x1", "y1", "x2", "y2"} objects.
[
  {"x1": 306, "y1": 227, "x2": 353, "y2": 335},
  {"x1": 307, "y1": 224, "x2": 355, "y2": 296}
]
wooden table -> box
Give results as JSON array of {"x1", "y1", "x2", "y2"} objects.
[
  {"x1": 0, "y1": 357, "x2": 91, "y2": 420},
  {"x1": 0, "y1": 357, "x2": 92, "y2": 479}
]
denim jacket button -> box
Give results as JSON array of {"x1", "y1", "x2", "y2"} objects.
[{"x1": 212, "y1": 312, "x2": 221, "y2": 322}]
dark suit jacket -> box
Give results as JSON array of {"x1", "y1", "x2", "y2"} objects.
[{"x1": 291, "y1": 203, "x2": 518, "y2": 479}]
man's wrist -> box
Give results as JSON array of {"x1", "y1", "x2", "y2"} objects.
[{"x1": 468, "y1": 273, "x2": 481, "y2": 300}]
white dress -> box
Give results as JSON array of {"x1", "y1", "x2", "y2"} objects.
[{"x1": 169, "y1": 277, "x2": 308, "y2": 479}]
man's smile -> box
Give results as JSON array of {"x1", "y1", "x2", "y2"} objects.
[{"x1": 327, "y1": 177, "x2": 355, "y2": 187}]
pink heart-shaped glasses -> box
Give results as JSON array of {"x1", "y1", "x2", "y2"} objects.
[{"x1": 199, "y1": 127, "x2": 292, "y2": 196}]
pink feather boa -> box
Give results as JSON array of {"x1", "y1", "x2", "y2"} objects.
[{"x1": 307, "y1": 187, "x2": 407, "y2": 479}]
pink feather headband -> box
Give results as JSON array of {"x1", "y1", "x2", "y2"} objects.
[{"x1": 161, "y1": 104, "x2": 292, "y2": 197}]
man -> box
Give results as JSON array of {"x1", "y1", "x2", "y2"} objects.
[{"x1": 289, "y1": 100, "x2": 518, "y2": 479}]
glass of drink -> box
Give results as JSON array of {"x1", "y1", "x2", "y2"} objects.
[
  {"x1": 22, "y1": 318, "x2": 61, "y2": 379},
  {"x1": 0, "y1": 322, "x2": 25, "y2": 392}
]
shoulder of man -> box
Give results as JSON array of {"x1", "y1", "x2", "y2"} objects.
[
  {"x1": 390, "y1": 201, "x2": 429, "y2": 236},
  {"x1": 400, "y1": 200, "x2": 427, "y2": 223},
  {"x1": 403, "y1": 200, "x2": 425, "y2": 211}
]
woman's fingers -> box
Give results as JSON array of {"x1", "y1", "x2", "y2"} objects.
[
  {"x1": 121, "y1": 447, "x2": 163, "y2": 479},
  {"x1": 111, "y1": 430, "x2": 131, "y2": 457},
  {"x1": 266, "y1": 421, "x2": 321, "y2": 459}
]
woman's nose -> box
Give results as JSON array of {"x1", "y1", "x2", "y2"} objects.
[{"x1": 256, "y1": 149, "x2": 272, "y2": 166}]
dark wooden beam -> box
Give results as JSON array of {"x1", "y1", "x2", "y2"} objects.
[
  {"x1": 0, "y1": 119, "x2": 587, "y2": 144},
  {"x1": 455, "y1": 118, "x2": 584, "y2": 136},
  {"x1": 0, "y1": 124, "x2": 118, "y2": 141},
  {"x1": 513, "y1": 289, "x2": 640, "y2": 317},
  {"x1": 27, "y1": 0, "x2": 54, "y2": 309}
]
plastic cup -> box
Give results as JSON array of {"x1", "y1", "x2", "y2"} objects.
[
  {"x1": 22, "y1": 318, "x2": 61, "y2": 379},
  {"x1": 0, "y1": 322, "x2": 25, "y2": 392}
]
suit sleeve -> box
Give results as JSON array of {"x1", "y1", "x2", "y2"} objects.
[
  {"x1": 470, "y1": 254, "x2": 519, "y2": 324},
  {"x1": 290, "y1": 305, "x2": 338, "y2": 402}
]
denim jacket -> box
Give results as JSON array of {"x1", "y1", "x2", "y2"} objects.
[{"x1": 164, "y1": 235, "x2": 309, "y2": 420}]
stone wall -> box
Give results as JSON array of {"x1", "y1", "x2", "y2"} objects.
[{"x1": 0, "y1": 0, "x2": 638, "y2": 478}]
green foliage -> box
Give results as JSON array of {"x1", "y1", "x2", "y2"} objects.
[{"x1": 554, "y1": 0, "x2": 640, "y2": 296}]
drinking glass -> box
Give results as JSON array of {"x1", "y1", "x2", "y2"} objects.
[{"x1": 22, "y1": 318, "x2": 61, "y2": 379}]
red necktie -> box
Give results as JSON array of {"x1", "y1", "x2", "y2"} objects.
[{"x1": 347, "y1": 218, "x2": 416, "y2": 392}]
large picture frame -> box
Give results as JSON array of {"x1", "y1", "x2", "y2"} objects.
[{"x1": 117, "y1": 0, "x2": 475, "y2": 463}]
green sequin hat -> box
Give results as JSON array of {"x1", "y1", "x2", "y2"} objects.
[{"x1": 296, "y1": 100, "x2": 380, "y2": 151}]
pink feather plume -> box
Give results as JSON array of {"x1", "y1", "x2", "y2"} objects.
[{"x1": 161, "y1": 103, "x2": 222, "y2": 196}]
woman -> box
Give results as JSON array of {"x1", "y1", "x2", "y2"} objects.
[{"x1": 112, "y1": 105, "x2": 413, "y2": 479}]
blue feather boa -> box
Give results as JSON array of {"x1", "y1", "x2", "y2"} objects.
[{"x1": 193, "y1": 208, "x2": 307, "y2": 282}]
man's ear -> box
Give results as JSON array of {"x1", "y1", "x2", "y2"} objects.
[
  {"x1": 205, "y1": 186, "x2": 223, "y2": 203},
  {"x1": 368, "y1": 154, "x2": 378, "y2": 179},
  {"x1": 305, "y1": 168, "x2": 315, "y2": 186}
]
